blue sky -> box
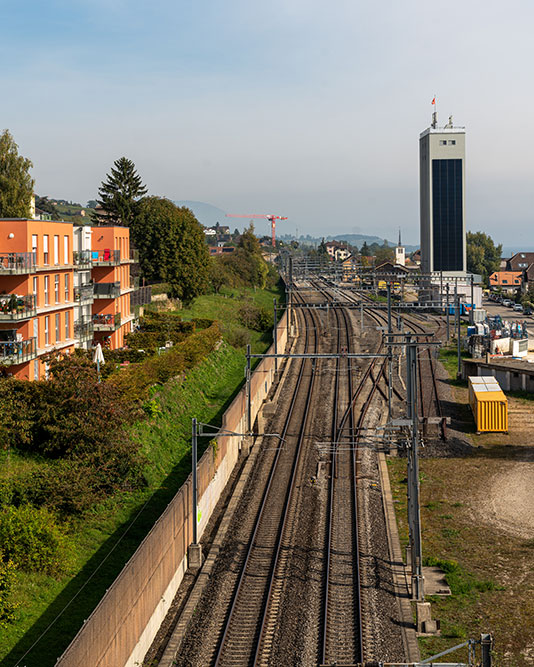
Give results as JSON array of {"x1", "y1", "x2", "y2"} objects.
[{"x1": 2, "y1": 0, "x2": 534, "y2": 244}]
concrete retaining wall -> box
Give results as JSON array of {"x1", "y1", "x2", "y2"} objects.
[{"x1": 57, "y1": 311, "x2": 289, "y2": 667}]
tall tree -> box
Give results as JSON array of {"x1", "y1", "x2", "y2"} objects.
[
  {"x1": 131, "y1": 197, "x2": 210, "y2": 303},
  {"x1": 467, "y1": 231, "x2": 502, "y2": 285},
  {"x1": 0, "y1": 130, "x2": 34, "y2": 218},
  {"x1": 92, "y1": 157, "x2": 147, "y2": 226},
  {"x1": 360, "y1": 241, "x2": 371, "y2": 256}
]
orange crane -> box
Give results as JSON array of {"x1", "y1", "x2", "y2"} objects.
[{"x1": 226, "y1": 213, "x2": 288, "y2": 248}]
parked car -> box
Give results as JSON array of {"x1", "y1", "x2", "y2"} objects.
[
  {"x1": 502, "y1": 299, "x2": 512, "y2": 307},
  {"x1": 524, "y1": 306, "x2": 532, "y2": 316},
  {"x1": 513, "y1": 303, "x2": 524, "y2": 312}
]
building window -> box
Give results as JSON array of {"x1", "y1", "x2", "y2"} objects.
[
  {"x1": 64, "y1": 235, "x2": 69, "y2": 264},
  {"x1": 43, "y1": 235, "x2": 49, "y2": 265},
  {"x1": 32, "y1": 234, "x2": 38, "y2": 263},
  {"x1": 33, "y1": 277, "x2": 38, "y2": 307},
  {"x1": 54, "y1": 235, "x2": 59, "y2": 265},
  {"x1": 449, "y1": 140, "x2": 456, "y2": 145},
  {"x1": 44, "y1": 276, "x2": 49, "y2": 305},
  {"x1": 432, "y1": 158, "x2": 463, "y2": 272},
  {"x1": 64, "y1": 274, "x2": 69, "y2": 301},
  {"x1": 45, "y1": 316, "x2": 50, "y2": 345},
  {"x1": 55, "y1": 313, "x2": 60, "y2": 342},
  {"x1": 55, "y1": 274, "x2": 60, "y2": 303},
  {"x1": 503, "y1": 280, "x2": 508, "y2": 284},
  {"x1": 439, "y1": 140, "x2": 447, "y2": 145},
  {"x1": 33, "y1": 360, "x2": 39, "y2": 381},
  {"x1": 65, "y1": 310, "x2": 70, "y2": 339}
]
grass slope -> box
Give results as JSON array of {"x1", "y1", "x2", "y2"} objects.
[{"x1": 1, "y1": 284, "x2": 283, "y2": 667}]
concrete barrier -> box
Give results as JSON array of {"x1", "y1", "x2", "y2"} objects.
[{"x1": 57, "y1": 311, "x2": 288, "y2": 667}]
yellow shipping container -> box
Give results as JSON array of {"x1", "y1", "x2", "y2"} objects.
[{"x1": 468, "y1": 376, "x2": 508, "y2": 433}]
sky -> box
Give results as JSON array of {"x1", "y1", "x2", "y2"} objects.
[{"x1": 2, "y1": 0, "x2": 534, "y2": 246}]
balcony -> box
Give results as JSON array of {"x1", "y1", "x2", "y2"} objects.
[
  {"x1": 0, "y1": 252, "x2": 35, "y2": 274},
  {"x1": 125, "y1": 248, "x2": 139, "y2": 263},
  {"x1": 93, "y1": 282, "x2": 120, "y2": 299},
  {"x1": 93, "y1": 312, "x2": 121, "y2": 331},
  {"x1": 0, "y1": 294, "x2": 37, "y2": 320},
  {"x1": 74, "y1": 284, "x2": 94, "y2": 302},
  {"x1": 74, "y1": 320, "x2": 94, "y2": 340},
  {"x1": 0, "y1": 337, "x2": 37, "y2": 365},
  {"x1": 73, "y1": 250, "x2": 93, "y2": 268},
  {"x1": 92, "y1": 249, "x2": 120, "y2": 266}
]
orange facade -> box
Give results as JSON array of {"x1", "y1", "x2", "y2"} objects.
[
  {"x1": 91, "y1": 226, "x2": 134, "y2": 350},
  {"x1": 0, "y1": 220, "x2": 134, "y2": 380}
]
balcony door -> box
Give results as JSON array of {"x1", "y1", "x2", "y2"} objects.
[{"x1": 33, "y1": 318, "x2": 39, "y2": 347}]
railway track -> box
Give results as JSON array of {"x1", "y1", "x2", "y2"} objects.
[{"x1": 213, "y1": 293, "x2": 323, "y2": 666}]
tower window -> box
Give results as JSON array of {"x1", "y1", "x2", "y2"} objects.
[{"x1": 449, "y1": 140, "x2": 456, "y2": 145}]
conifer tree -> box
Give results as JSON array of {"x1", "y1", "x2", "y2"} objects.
[
  {"x1": 92, "y1": 157, "x2": 147, "y2": 226},
  {"x1": 0, "y1": 130, "x2": 34, "y2": 218}
]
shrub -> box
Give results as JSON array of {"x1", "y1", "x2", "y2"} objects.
[
  {"x1": 238, "y1": 303, "x2": 273, "y2": 332},
  {"x1": 0, "y1": 555, "x2": 18, "y2": 627},
  {"x1": 0, "y1": 505, "x2": 71, "y2": 576},
  {"x1": 32, "y1": 354, "x2": 138, "y2": 459},
  {"x1": 227, "y1": 327, "x2": 251, "y2": 349}
]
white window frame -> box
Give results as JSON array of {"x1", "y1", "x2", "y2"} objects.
[
  {"x1": 64, "y1": 273, "x2": 69, "y2": 301},
  {"x1": 65, "y1": 310, "x2": 70, "y2": 339},
  {"x1": 54, "y1": 235, "x2": 59, "y2": 265},
  {"x1": 32, "y1": 276, "x2": 38, "y2": 307},
  {"x1": 44, "y1": 316, "x2": 50, "y2": 345},
  {"x1": 44, "y1": 276, "x2": 49, "y2": 305},
  {"x1": 43, "y1": 235, "x2": 49, "y2": 265},
  {"x1": 55, "y1": 274, "x2": 60, "y2": 303},
  {"x1": 64, "y1": 235, "x2": 69, "y2": 264},
  {"x1": 55, "y1": 313, "x2": 60, "y2": 342}
]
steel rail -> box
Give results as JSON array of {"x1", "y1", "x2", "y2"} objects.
[{"x1": 214, "y1": 292, "x2": 319, "y2": 666}]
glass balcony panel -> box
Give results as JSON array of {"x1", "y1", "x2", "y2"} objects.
[
  {"x1": 0, "y1": 252, "x2": 35, "y2": 274},
  {"x1": 0, "y1": 294, "x2": 37, "y2": 320}
]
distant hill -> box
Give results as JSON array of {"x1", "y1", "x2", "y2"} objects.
[
  {"x1": 329, "y1": 233, "x2": 418, "y2": 252},
  {"x1": 173, "y1": 201, "x2": 228, "y2": 228},
  {"x1": 280, "y1": 232, "x2": 418, "y2": 252}
]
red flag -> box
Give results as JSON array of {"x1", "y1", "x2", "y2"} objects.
[{"x1": 431, "y1": 97, "x2": 436, "y2": 105}]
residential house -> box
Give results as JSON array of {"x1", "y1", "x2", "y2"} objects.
[{"x1": 489, "y1": 271, "x2": 523, "y2": 292}]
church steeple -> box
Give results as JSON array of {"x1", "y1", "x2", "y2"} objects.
[{"x1": 395, "y1": 228, "x2": 405, "y2": 267}]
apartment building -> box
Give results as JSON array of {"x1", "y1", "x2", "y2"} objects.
[
  {"x1": 0, "y1": 220, "x2": 138, "y2": 380},
  {"x1": 91, "y1": 226, "x2": 135, "y2": 350},
  {"x1": 0, "y1": 219, "x2": 76, "y2": 380}
]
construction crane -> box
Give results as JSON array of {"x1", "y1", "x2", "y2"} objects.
[{"x1": 226, "y1": 213, "x2": 288, "y2": 248}]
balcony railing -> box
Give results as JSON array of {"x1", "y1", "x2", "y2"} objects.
[
  {"x1": 131, "y1": 286, "x2": 152, "y2": 307},
  {"x1": 92, "y1": 249, "x2": 120, "y2": 265},
  {"x1": 0, "y1": 252, "x2": 35, "y2": 274},
  {"x1": 92, "y1": 312, "x2": 121, "y2": 331},
  {"x1": 74, "y1": 284, "x2": 94, "y2": 302},
  {"x1": 73, "y1": 250, "x2": 93, "y2": 267},
  {"x1": 74, "y1": 320, "x2": 94, "y2": 339},
  {"x1": 93, "y1": 282, "x2": 120, "y2": 299},
  {"x1": 0, "y1": 294, "x2": 37, "y2": 320},
  {"x1": 129, "y1": 248, "x2": 139, "y2": 262},
  {"x1": 0, "y1": 337, "x2": 37, "y2": 365}
]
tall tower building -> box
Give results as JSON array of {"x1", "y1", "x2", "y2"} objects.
[{"x1": 419, "y1": 114, "x2": 466, "y2": 275}]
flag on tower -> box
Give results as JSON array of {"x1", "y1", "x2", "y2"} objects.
[{"x1": 431, "y1": 97, "x2": 436, "y2": 105}]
